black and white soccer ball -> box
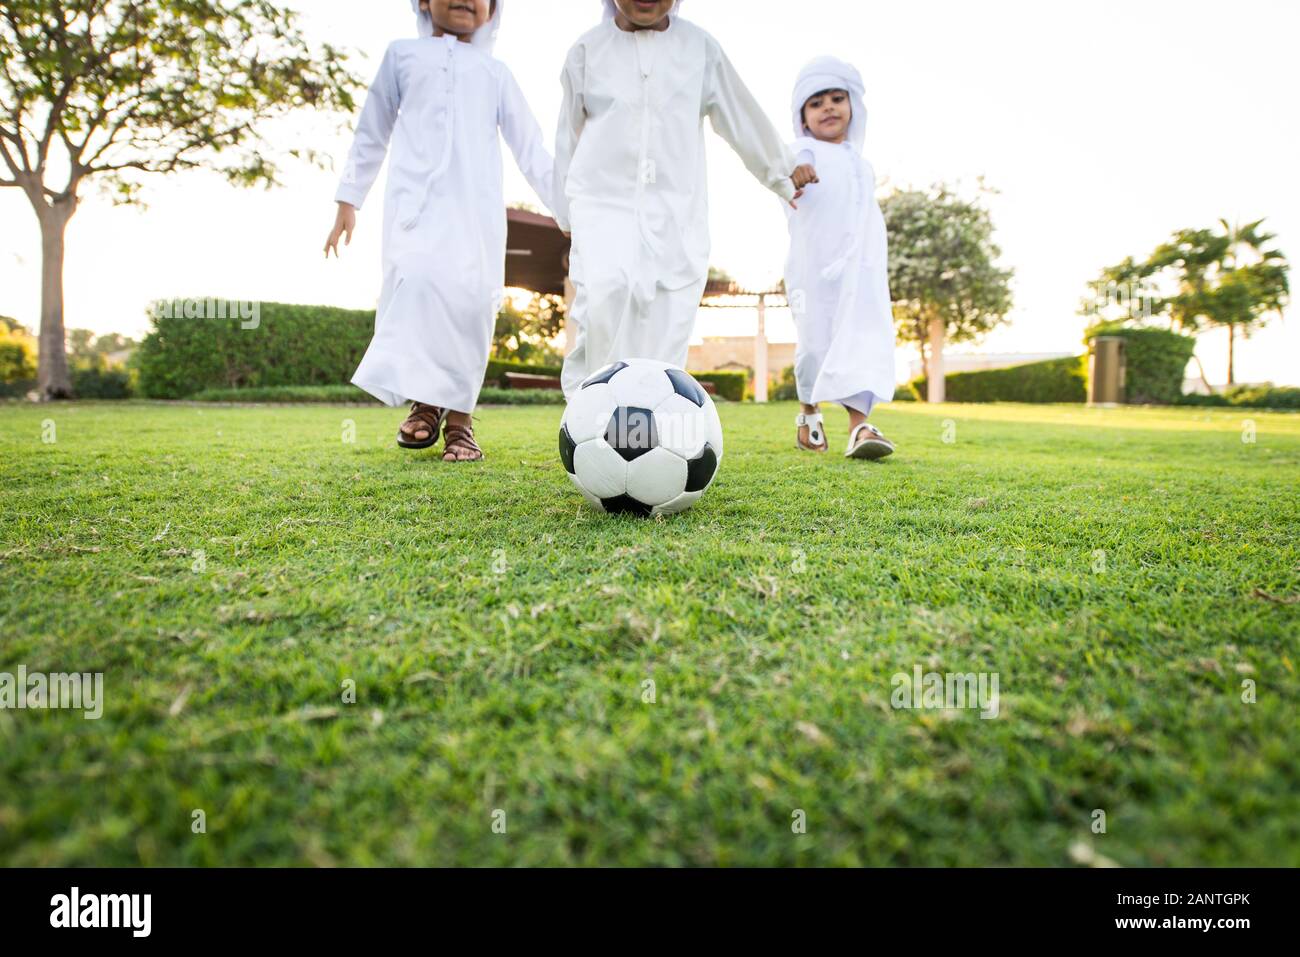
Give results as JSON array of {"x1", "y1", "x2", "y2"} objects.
[{"x1": 559, "y1": 359, "x2": 724, "y2": 517}]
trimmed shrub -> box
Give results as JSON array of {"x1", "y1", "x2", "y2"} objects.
[
  {"x1": 187, "y1": 384, "x2": 566, "y2": 406},
  {"x1": 135, "y1": 301, "x2": 376, "y2": 398},
  {"x1": 1084, "y1": 323, "x2": 1196, "y2": 405},
  {"x1": 1175, "y1": 385, "x2": 1300, "y2": 410},
  {"x1": 691, "y1": 370, "x2": 745, "y2": 402},
  {"x1": 72, "y1": 360, "x2": 133, "y2": 399},
  {"x1": 478, "y1": 387, "x2": 565, "y2": 406},
  {"x1": 910, "y1": 355, "x2": 1086, "y2": 403},
  {"x1": 484, "y1": 358, "x2": 562, "y2": 386},
  {"x1": 135, "y1": 298, "x2": 745, "y2": 402},
  {"x1": 0, "y1": 333, "x2": 37, "y2": 397},
  {"x1": 770, "y1": 365, "x2": 798, "y2": 401},
  {"x1": 189, "y1": 384, "x2": 378, "y2": 403}
]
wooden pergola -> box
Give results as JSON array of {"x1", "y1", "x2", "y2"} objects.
[
  {"x1": 505, "y1": 207, "x2": 571, "y2": 296},
  {"x1": 699, "y1": 280, "x2": 787, "y2": 403},
  {"x1": 505, "y1": 208, "x2": 781, "y2": 400}
]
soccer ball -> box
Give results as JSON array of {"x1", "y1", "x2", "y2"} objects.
[{"x1": 559, "y1": 359, "x2": 724, "y2": 517}]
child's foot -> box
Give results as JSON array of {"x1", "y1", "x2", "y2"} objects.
[
  {"x1": 796, "y1": 411, "x2": 828, "y2": 452},
  {"x1": 442, "y1": 416, "x2": 483, "y2": 462},
  {"x1": 397, "y1": 402, "x2": 447, "y2": 449},
  {"x1": 846, "y1": 422, "x2": 895, "y2": 460}
]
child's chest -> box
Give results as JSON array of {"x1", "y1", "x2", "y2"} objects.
[
  {"x1": 582, "y1": 32, "x2": 708, "y2": 121},
  {"x1": 396, "y1": 47, "x2": 499, "y2": 138}
]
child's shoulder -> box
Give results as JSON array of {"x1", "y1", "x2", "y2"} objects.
[
  {"x1": 383, "y1": 37, "x2": 425, "y2": 57},
  {"x1": 792, "y1": 135, "x2": 822, "y2": 155},
  {"x1": 678, "y1": 18, "x2": 727, "y2": 56},
  {"x1": 568, "y1": 19, "x2": 612, "y2": 50}
]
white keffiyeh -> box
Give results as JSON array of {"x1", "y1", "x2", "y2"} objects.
[{"x1": 791, "y1": 56, "x2": 867, "y2": 153}]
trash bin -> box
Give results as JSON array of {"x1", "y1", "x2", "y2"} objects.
[{"x1": 1088, "y1": 336, "x2": 1126, "y2": 406}]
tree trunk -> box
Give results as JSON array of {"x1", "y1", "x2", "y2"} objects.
[
  {"x1": 926, "y1": 317, "x2": 946, "y2": 403},
  {"x1": 37, "y1": 199, "x2": 77, "y2": 400},
  {"x1": 1191, "y1": 353, "x2": 1213, "y2": 395},
  {"x1": 1226, "y1": 323, "x2": 1235, "y2": 387}
]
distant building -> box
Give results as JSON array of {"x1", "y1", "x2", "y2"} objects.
[{"x1": 689, "y1": 336, "x2": 795, "y2": 377}]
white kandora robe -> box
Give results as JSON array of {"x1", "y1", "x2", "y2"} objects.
[
  {"x1": 555, "y1": 2, "x2": 797, "y2": 396},
  {"x1": 784, "y1": 57, "x2": 895, "y2": 417},
  {"x1": 336, "y1": 0, "x2": 553, "y2": 411}
]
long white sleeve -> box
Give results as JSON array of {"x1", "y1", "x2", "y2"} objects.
[
  {"x1": 335, "y1": 44, "x2": 401, "y2": 210},
  {"x1": 499, "y1": 65, "x2": 555, "y2": 214},
  {"x1": 704, "y1": 39, "x2": 796, "y2": 204},
  {"x1": 552, "y1": 44, "x2": 586, "y2": 232}
]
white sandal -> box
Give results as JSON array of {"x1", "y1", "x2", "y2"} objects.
[
  {"x1": 795, "y1": 412, "x2": 828, "y2": 452},
  {"x1": 846, "y1": 422, "x2": 895, "y2": 460}
]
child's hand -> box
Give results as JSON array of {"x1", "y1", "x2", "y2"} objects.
[
  {"x1": 324, "y1": 203, "x2": 357, "y2": 259},
  {"x1": 792, "y1": 164, "x2": 819, "y2": 189}
]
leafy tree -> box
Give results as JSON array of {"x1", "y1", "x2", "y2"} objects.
[
  {"x1": 66, "y1": 326, "x2": 96, "y2": 360},
  {"x1": 0, "y1": 322, "x2": 37, "y2": 387},
  {"x1": 0, "y1": 1, "x2": 361, "y2": 399},
  {"x1": 881, "y1": 184, "x2": 1014, "y2": 402},
  {"x1": 493, "y1": 293, "x2": 565, "y2": 365},
  {"x1": 66, "y1": 327, "x2": 136, "y2": 362},
  {"x1": 1087, "y1": 219, "x2": 1289, "y2": 385},
  {"x1": 1200, "y1": 220, "x2": 1289, "y2": 385},
  {"x1": 88, "y1": 330, "x2": 136, "y2": 357}
]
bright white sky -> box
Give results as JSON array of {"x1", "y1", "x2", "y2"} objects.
[{"x1": 2, "y1": 0, "x2": 1297, "y2": 385}]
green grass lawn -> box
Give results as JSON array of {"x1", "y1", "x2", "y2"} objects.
[{"x1": 1, "y1": 399, "x2": 1297, "y2": 866}]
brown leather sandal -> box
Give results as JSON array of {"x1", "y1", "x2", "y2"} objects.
[
  {"x1": 442, "y1": 420, "x2": 484, "y2": 462},
  {"x1": 397, "y1": 402, "x2": 447, "y2": 450}
]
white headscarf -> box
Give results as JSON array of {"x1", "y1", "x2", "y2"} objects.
[
  {"x1": 601, "y1": 0, "x2": 684, "y2": 20},
  {"x1": 411, "y1": 0, "x2": 504, "y2": 52},
  {"x1": 791, "y1": 56, "x2": 867, "y2": 152}
]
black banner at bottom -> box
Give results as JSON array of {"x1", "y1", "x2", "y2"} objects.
[{"x1": 0, "y1": 867, "x2": 1291, "y2": 943}]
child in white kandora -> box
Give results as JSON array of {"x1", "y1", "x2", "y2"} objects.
[
  {"x1": 554, "y1": 0, "x2": 817, "y2": 396},
  {"x1": 785, "y1": 57, "x2": 897, "y2": 460},
  {"x1": 324, "y1": 0, "x2": 553, "y2": 462}
]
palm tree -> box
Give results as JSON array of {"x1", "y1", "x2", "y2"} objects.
[{"x1": 1211, "y1": 220, "x2": 1289, "y2": 385}]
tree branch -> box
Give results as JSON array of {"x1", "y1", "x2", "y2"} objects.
[{"x1": 0, "y1": 131, "x2": 24, "y2": 179}]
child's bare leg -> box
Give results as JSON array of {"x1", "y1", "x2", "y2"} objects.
[
  {"x1": 847, "y1": 406, "x2": 868, "y2": 435},
  {"x1": 442, "y1": 410, "x2": 483, "y2": 462},
  {"x1": 844, "y1": 401, "x2": 895, "y2": 459},
  {"x1": 798, "y1": 402, "x2": 828, "y2": 451}
]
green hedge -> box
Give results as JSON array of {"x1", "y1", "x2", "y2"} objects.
[
  {"x1": 479, "y1": 387, "x2": 565, "y2": 405},
  {"x1": 135, "y1": 301, "x2": 376, "y2": 398},
  {"x1": 1175, "y1": 384, "x2": 1300, "y2": 410},
  {"x1": 189, "y1": 384, "x2": 378, "y2": 403},
  {"x1": 1084, "y1": 323, "x2": 1196, "y2": 405},
  {"x1": 0, "y1": 335, "x2": 36, "y2": 397},
  {"x1": 910, "y1": 355, "x2": 1086, "y2": 403},
  {"x1": 72, "y1": 361, "x2": 133, "y2": 399},
  {"x1": 188, "y1": 384, "x2": 566, "y2": 406},
  {"x1": 691, "y1": 371, "x2": 745, "y2": 402},
  {"x1": 136, "y1": 299, "x2": 744, "y2": 402},
  {"x1": 493, "y1": 362, "x2": 743, "y2": 401},
  {"x1": 484, "y1": 359, "x2": 562, "y2": 386}
]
